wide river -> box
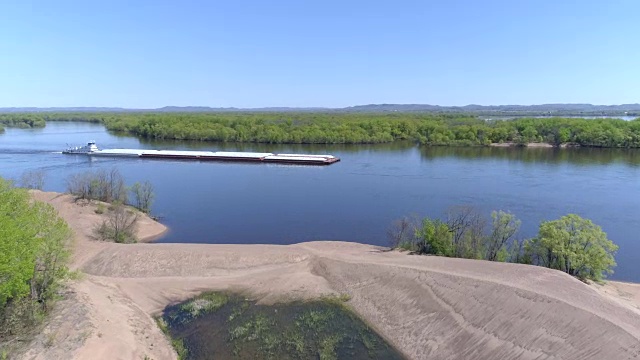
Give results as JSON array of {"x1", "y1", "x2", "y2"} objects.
[{"x1": 1, "y1": 122, "x2": 639, "y2": 282}]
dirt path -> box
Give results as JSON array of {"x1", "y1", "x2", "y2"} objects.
[{"x1": 21, "y1": 191, "x2": 640, "y2": 360}]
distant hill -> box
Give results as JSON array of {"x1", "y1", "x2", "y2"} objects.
[
  {"x1": 1, "y1": 104, "x2": 639, "y2": 116},
  {"x1": 0, "y1": 107, "x2": 128, "y2": 113},
  {"x1": 344, "y1": 103, "x2": 640, "y2": 115}
]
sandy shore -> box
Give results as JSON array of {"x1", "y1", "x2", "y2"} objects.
[
  {"x1": 20, "y1": 191, "x2": 640, "y2": 360},
  {"x1": 489, "y1": 142, "x2": 580, "y2": 148},
  {"x1": 490, "y1": 142, "x2": 554, "y2": 148}
]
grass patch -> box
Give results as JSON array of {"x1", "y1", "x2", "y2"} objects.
[
  {"x1": 94, "y1": 203, "x2": 106, "y2": 214},
  {"x1": 319, "y1": 334, "x2": 343, "y2": 360},
  {"x1": 171, "y1": 338, "x2": 188, "y2": 360},
  {"x1": 180, "y1": 292, "x2": 228, "y2": 318},
  {"x1": 155, "y1": 317, "x2": 168, "y2": 335}
]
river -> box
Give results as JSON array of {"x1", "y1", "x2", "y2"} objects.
[{"x1": 1, "y1": 122, "x2": 639, "y2": 282}]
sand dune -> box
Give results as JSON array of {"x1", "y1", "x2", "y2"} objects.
[{"x1": 23, "y1": 191, "x2": 640, "y2": 360}]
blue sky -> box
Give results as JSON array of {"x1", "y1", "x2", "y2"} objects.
[{"x1": 0, "y1": 0, "x2": 638, "y2": 108}]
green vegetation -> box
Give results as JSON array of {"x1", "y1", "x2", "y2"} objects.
[
  {"x1": 180, "y1": 292, "x2": 228, "y2": 318},
  {"x1": 390, "y1": 208, "x2": 617, "y2": 282},
  {"x1": 65, "y1": 168, "x2": 156, "y2": 214},
  {"x1": 172, "y1": 338, "x2": 188, "y2": 360},
  {"x1": 525, "y1": 215, "x2": 618, "y2": 281},
  {"x1": 0, "y1": 178, "x2": 72, "y2": 341},
  {"x1": 160, "y1": 292, "x2": 404, "y2": 360},
  {"x1": 66, "y1": 168, "x2": 128, "y2": 203},
  {"x1": 3, "y1": 112, "x2": 640, "y2": 147},
  {"x1": 0, "y1": 114, "x2": 46, "y2": 129},
  {"x1": 64, "y1": 168, "x2": 158, "y2": 243},
  {"x1": 93, "y1": 203, "x2": 139, "y2": 243},
  {"x1": 130, "y1": 181, "x2": 155, "y2": 214}
]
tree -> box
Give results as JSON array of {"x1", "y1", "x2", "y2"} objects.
[
  {"x1": 92, "y1": 168, "x2": 127, "y2": 203},
  {"x1": 27, "y1": 202, "x2": 71, "y2": 310},
  {"x1": 484, "y1": 211, "x2": 521, "y2": 261},
  {"x1": 387, "y1": 216, "x2": 419, "y2": 250},
  {"x1": 0, "y1": 178, "x2": 71, "y2": 337},
  {"x1": 416, "y1": 218, "x2": 453, "y2": 256},
  {"x1": 445, "y1": 205, "x2": 485, "y2": 258},
  {"x1": 66, "y1": 168, "x2": 127, "y2": 203},
  {"x1": 526, "y1": 214, "x2": 618, "y2": 281},
  {"x1": 66, "y1": 171, "x2": 92, "y2": 200},
  {"x1": 130, "y1": 181, "x2": 155, "y2": 213},
  {"x1": 18, "y1": 170, "x2": 46, "y2": 190},
  {"x1": 94, "y1": 203, "x2": 138, "y2": 243}
]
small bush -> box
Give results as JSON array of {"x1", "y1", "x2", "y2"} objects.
[
  {"x1": 93, "y1": 203, "x2": 138, "y2": 243},
  {"x1": 180, "y1": 292, "x2": 228, "y2": 318},
  {"x1": 172, "y1": 338, "x2": 188, "y2": 360},
  {"x1": 94, "y1": 203, "x2": 106, "y2": 214}
]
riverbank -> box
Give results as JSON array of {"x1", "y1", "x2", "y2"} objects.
[
  {"x1": 489, "y1": 142, "x2": 581, "y2": 148},
  {"x1": 20, "y1": 191, "x2": 640, "y2": 360},
  {"x1": 4, "y1": 112, "x2": 640, "y2": 147}
]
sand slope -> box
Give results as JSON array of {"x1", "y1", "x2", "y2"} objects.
[{"x1": 23, "y1": 191, "x2": 640, "y2": 360}]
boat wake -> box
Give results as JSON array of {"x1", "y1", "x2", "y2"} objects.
[{"x1": 0, "y1": 149, "x2": 60, "y2": 155}]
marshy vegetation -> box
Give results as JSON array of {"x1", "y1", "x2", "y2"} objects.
[
  {"x1": 2, "y1": 112, "x2": 640, "y2": 147},
  {"x1": 159, "y1": 292, "x2": 404, "y2": 360}
]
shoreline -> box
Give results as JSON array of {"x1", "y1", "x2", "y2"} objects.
[
  {"x1": 489, "y1": 142, "x2": 581, "y2": 148},
  {"x1": 20, "y1": 191, "x2": 640, "y2": 360}
]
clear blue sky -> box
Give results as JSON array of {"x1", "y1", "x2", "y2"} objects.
[{"x1": 1, "y1": 0, "x2": 638, "y2": 108}]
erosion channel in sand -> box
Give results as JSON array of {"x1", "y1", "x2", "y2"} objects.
[{"x1": 21, "y1": 191, "x2": 640, "y2": 360}]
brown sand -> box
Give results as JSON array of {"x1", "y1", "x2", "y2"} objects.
[{"x1": 20, "y1": 191, "x2": 640, "y2": 360}]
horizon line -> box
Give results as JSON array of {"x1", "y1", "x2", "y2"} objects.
[{"x1": 1, "y1": 102, "x2": 640, "y2": 111}]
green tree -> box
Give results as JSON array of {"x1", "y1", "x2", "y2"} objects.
[
  {"x1": 526, "y1": 214, "x2": 617, "y2": 281},
  {"x1": 130, "y1": 181, "x2": 155, "y2": 213},
  {"x1": 484, "y1": 211, "x2": 521, "y2": 261},
  {"x1": 416, "y1": 218, "x2": 453, "y2": 256},
  {"x1": 0, "y1": 180, "x2": 38, "y2": 306},
  {"x1": 0, "y1": 178, "x2": 71, "y2": 337}
]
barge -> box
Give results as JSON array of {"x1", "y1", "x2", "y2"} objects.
[{"x1": 62, "y1": 142, "x2": 340, "y2": 165}]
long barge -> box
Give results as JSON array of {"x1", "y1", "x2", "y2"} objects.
[{"x1": 62, "y1": 142, "x2": 340, "y2": 165}]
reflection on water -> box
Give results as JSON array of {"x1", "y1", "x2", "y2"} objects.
[
  {"x1": 420, "y1": 146, "x2": 640, "y2": 166},
  {"x1": 1, "y1": 122, "x2": 640, "y2": 282}
]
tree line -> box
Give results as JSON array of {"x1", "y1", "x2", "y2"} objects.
[
  {"x1": 0, "y1": 114, "x2": 46, "y2": 129},
  {"x1": 1, "y1": 112, "x2": 640, "y2": 147},
  {"x1": 389, "y1": 207, "x2": 618, "y2": 282}
]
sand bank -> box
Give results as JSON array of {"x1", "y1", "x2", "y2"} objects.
[
  {"x1": 489, "y1": 142, "x2": 581, "y2": 148},
  {"x1": 21, "y1": 191, "x2": 640, "y2": 360}
]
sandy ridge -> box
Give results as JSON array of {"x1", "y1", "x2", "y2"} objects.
[{"x1": 21, "y1": 191, "x2": 640, "y2": 360}]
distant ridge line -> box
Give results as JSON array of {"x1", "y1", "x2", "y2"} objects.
[{"x1": 1, "y1": 103, "x2": 639, "y2": 114}]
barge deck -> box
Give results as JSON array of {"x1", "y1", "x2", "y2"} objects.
[{"x1": 63, "y1": 142, "x2": 340, "y2": 165}]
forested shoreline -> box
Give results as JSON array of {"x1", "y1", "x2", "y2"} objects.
[{"x1": 2, "y1": 112, "x2": 640, "y2": 147}]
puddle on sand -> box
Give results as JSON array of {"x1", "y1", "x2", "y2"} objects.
[{"x1": 159, "y1": 292, "x2": 406, "y2": 360}]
